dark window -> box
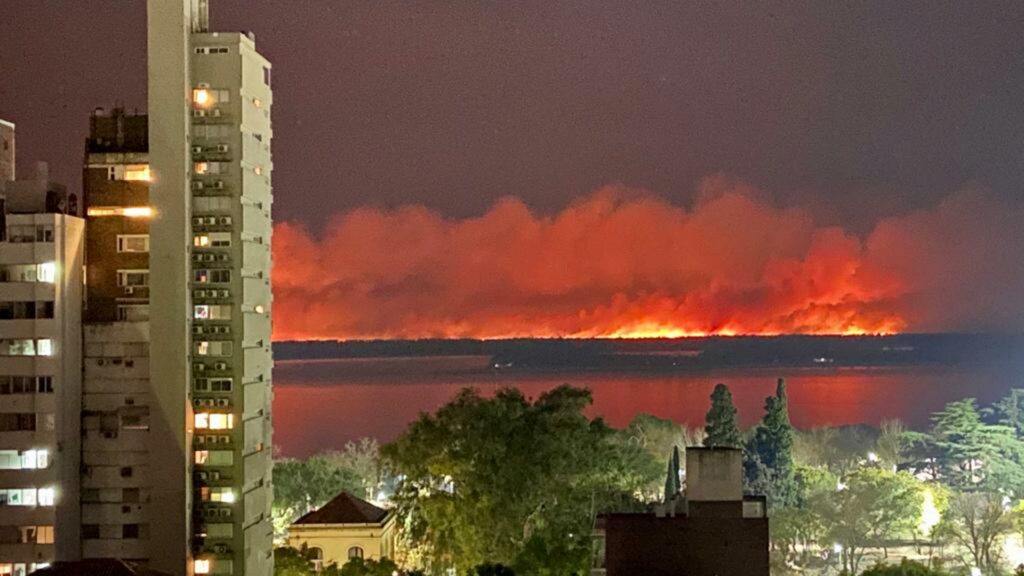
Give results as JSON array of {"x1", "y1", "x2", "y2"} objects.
[
  {"x1": 82, "y1": 525, "x2": 100, "y2": 539},
  {"x1": 122, "y1": 524, "x2": 140, "y2": 539},
  {"x1": 347, "y1": 547, "x2": 363, "y2": 560},
  {"x1": 120, "y1": 466, "x2": 133, "y2": 478}
]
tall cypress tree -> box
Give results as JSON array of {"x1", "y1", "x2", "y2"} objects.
[
  {"x1": 745, "y1": 378, "x2": 797, "y2": 507},
  {"x1": 704, "y1": 383, "x2": 743, "y2": 448}
]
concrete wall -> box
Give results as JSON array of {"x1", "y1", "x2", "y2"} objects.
[
  {"x1": 147, "y1": 1, "x2": 196, "y2": 574},
  {"x1": 287, "y1": 521, "x2": 397, "y2": 568},
  {"x1": 685, "y1": 447, "x2": 743, "y2": 502}
]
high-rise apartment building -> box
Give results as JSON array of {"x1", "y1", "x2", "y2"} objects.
[
  {"x1": 80, "y1": 107, "x2": 155, "y2": 565},
  {"x1": 1, "y1": 1, "x2": 273, "y2": 573},
  {"x1": 148, "y1": 2, "x2": 274, "y2": 576},
  {"x1": 0, "y1": 159, "x2": 84, "y2": 576}
]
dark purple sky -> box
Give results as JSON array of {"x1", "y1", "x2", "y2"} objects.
[{"x1": 2, "y1": 1, "x2": 1024, "y2": 231}]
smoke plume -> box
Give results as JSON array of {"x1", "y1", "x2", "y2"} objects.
[{"x1": 271, "y1": 179, "x2": 1024, "y2": 340}]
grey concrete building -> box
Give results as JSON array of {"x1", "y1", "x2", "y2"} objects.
[
  {"x1": 148, "y1": 2, "x2": 274, "y2": 576},
  {"x1": 0, "y1": 163, "x2": 85, "y2": 576}
]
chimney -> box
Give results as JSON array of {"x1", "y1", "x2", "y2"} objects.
[
  {"x1": 685, "y1": 447, "x2": 743, "y2": 502},
  {"x1": 34, "y1": 161, "x2": 49, "y2": 183}
]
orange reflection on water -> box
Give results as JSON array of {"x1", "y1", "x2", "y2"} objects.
[{"x1": 273, "y1": 357, "x2": 1013, "y2": 457}]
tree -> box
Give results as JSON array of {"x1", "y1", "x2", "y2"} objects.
[
  {"x1": 858, "y1": 559, "x2": 951, "y2": 575},
  {"x1": 992, "y1": 389, "x2": 1024, "y2": 439},
  {"x1": 326, "y1": 438, "x2": 385, "y2": 501},
  {"x1": 338, "y1": 557, "x2": 401, "y2": 576},
  {"x1": 929, "y1": 398, "x2": 1024, "y2": 494},
  {"x1": 704, "y1": 383, "x2": 743, "y2": 448},
  {"x1": 273, "y1": 455, "x2": 364, "y2": 535},
  {"x1": 875, "y1": 419, "x2": 908, "y2": 470},
  {"x1": 745, "y1": 378, "x2": 798, "y2": 507},
  {"x1": 811, "y1": 468, "x2": 923, "y2": 574},
  {"x1": 622, "y1": 413, "x2": 697, "y2": 497},
  {"x1": 936, "y1": 491, "x2": 1016, "y2": 574},
  {"x1": 382, "y1": 386, "x2": 659, "y2": 575},
  {"x1": 273, "y1": 439, "x2": 387, "y2": 536},
  {"x1": 469, "y1": 563, "x2": 516, "y2": 576}
]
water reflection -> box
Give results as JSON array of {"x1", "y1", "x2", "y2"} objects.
[{"x1": 273, "y1": 357, "x2": 1016, "y2": 457}]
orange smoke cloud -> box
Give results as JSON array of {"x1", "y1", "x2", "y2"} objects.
[{"x1": 271, "y1": 179, "x2": 1024, "y2": 340}]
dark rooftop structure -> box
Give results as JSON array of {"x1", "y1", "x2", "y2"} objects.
[
  {"x1": 593, "y1": 447, "x2": 769, "y2": 576},
  {"x1": 28, "y1": 559, "x2": 171, "y2": 576},
  {"x1": 293, "y1": 491, "x2": 389, "y2": 525}
]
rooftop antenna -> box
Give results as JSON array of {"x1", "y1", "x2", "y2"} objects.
[{"x1": 193, "y1": 0, "x2": 210, "y2": 32}]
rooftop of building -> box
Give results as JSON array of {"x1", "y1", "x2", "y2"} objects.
[
  {"x1": 29, "y1": 559, "x2": 171, "y2": 576},
  {"x1": 293, "y1": 491, "x2": 390, "y2": 526},
  {"x1": 87, "y1": 107, "x2": 148, "y2": 154}
]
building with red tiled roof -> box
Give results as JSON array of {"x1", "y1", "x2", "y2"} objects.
[{"x1": 287, "y1": 492, "x2": 397, "y2": 570}]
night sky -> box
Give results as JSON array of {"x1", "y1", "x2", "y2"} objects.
[{"x1": 3, "y1": 2, "x2": 1024, "y2": 338}]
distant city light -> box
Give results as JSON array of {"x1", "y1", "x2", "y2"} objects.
[{"x1": 919, "y1": 488, "x2": 941, "y2": 535}]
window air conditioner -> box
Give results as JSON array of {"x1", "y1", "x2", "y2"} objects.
[
  {"x1": 198, "y1": 472, "x2": 209, "y2": 480},
  {"x1": 216, "y1": 399, "x2": 230, "y2": 407},
  {"x1": 215, "y1": 144, "x2": 229, "y2": 153},
  {"x1": 211, "y1": 109, "x2": 222, "y2": 117},
  {"x1": 194, "y1": 364, "x2": 206, "y2": 372},
  {"x1": 192, "y1": 146, "x2": 203, "y2": 154},
  {"x1": 219, "y1": 217, "x2": 232, "y2": 225},
  {"x1": 213, "y1": 181, "x2": 225, "y2": 189},
  {"x1": 214, "y1": 362, "x2": 228, "y2": 371},
  {"x1": 124, "y1": 287, "x2": 134, "y2": 295},
  {"x1": 192, "y1": 181, "x2": 205, "y2": 191}
]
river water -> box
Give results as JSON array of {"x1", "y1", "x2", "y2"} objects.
[{"x1": 272, "y1": 356, "x2": 1020, "y2": 457}]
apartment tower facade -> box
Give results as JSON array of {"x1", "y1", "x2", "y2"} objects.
[
  {"x1": 0, "y1": 143, "x2": 84, "y2": 576},
  {"x1": 148, "y1": 2, "x2": 274, "y2": 576}
]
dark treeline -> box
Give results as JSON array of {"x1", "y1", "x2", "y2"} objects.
[{"x1": 275, "y1": 334, "x2": 1024, "y2": 372}]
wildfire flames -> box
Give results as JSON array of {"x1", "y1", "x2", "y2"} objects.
[{"x1": 272, "y1": 179, "x2": 1024, "y2": 340}]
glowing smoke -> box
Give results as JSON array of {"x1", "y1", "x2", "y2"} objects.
[{"x1": 271, "y1": 179, "x2": 1024, "y2": 340}]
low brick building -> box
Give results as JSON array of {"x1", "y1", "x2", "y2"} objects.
[{"x1": 594, "y1": 447, "x2": 769, "y2": 576}]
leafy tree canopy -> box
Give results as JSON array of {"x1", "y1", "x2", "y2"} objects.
[
  {"x1": 382, "y1": 385, "x2": 659, "y2": 576},
  {"x1": 704, "y1": 383, "x2": 743, "y2": 448}
]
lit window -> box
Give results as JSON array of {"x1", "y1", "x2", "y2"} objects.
[
  {"x1": 194, "y1": 560, "x2": 211, "y2": 575},
  {"x1": 194, "y1": 450, "x2": 209, "y2": 464},
  {"x1": 194, "y1": 235, "x2": 211, "y2": 247},
  {"x1": 36, "y1": 263, "x2": 55, "y2": 283},
  {"x1": 38, "y1": 488, "x2": 55, "y2": 506},
  {"x1": 193, "y1": 89, "x2": 211, "y2": 107},
  {"x1": 123, "y1": 165, "x2": 151, "y2": 182},
  {"x1": 210, "y1": 414, "x2": 233, "y2": 430},
  {"x1": 87, "y1": 206, "x2": 153, "y2": 218},
  {"x1": 203, "y1": 487, "x2": 235, "y2": 503},
  {"x1": 194, "y1": 413, "x2": 233, "y2": 430},
  {"x1": 36, "y1": 340, "x2": 52, "y2": 357}
]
